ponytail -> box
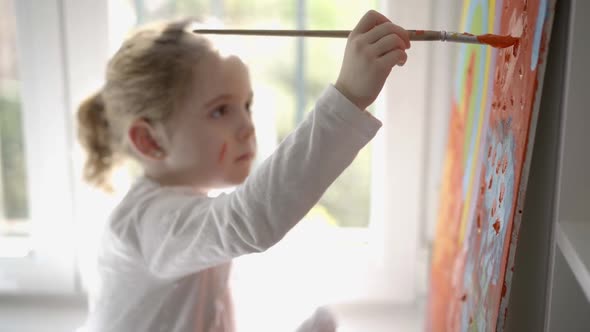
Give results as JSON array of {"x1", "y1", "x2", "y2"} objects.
[{"x1": 77, "y1": 91, "x2": 117, "y2": 191}]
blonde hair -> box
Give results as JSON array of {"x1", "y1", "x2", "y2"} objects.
[{"x1": 77, "y1": 19, "x2": 212, "y2": 190}]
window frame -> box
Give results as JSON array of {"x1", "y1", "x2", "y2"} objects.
[{"x1": 0, "y1": 0, "x2": 77, "y2": 295}]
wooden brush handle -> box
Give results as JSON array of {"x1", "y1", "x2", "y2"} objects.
[
  {"x1": 192, "y1": 29, "x2": 482, "y2": 45},
  {"x1": 194, "y1": 29, "x2": 441, "y2": 39},
  {"x1": 193, "y1": 29, "x2": 350, "y2": 38}
]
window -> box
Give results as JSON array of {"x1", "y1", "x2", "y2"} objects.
[
  {"x1": 0, "y1": 0, "x2": 77, "y2": 295},
  {"x1": 0, "y1": 0, "x2": 31, "y2": 255}
]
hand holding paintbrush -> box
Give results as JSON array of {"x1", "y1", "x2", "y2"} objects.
[{"x1": 332, "y1": 10, "x2": 411, "y2": 110}]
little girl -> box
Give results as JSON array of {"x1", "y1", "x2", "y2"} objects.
[{"x1": 77, "y1": 9, "x2": 410, "y2": 332}]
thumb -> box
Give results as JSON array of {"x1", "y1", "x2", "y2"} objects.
[{"x1": 352, "y1": 10, "x2": 391, "y2": 34}]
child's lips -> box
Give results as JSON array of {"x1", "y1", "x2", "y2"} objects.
[{"x1": 235, "y1": 152, "x2": 254, "y2": 162}]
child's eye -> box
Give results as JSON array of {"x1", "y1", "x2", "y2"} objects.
[{"x1": 211, "y1": 106, "x2": 227, "y2": 119}]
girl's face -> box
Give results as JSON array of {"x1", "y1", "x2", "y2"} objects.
[{"x1": 163, "y1": 51, "x2": 256, "y2": 191}]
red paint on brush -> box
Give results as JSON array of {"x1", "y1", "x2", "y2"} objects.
[
  {"x1": 218, "y1": 142, "x2": 227, "y2": 163},
  {"x1": 462, "y1": 32, "x2": 475, "y2": 36},
  {"x1": 415, "y1": 30, "x2": 425, "y2": 35},
  {"x1": 477, "y1": 34, "x2": 519, "y2": 48}
]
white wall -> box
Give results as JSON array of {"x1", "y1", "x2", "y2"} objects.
[{"x1": 378, "y1": 0, "x2": 460, "y2": 300}]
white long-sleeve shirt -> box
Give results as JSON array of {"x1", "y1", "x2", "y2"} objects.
[{"x1": 81, "y1": 85, "x2": 382, "y2": 332}]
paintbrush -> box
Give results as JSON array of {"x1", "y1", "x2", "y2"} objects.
[{"x1": 192, "y1": 28, "x2": 519, "y2": 49}]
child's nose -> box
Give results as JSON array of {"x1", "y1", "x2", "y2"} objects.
[{"x1": 237, "y1": 115, "x2": 255, "y2": 141}]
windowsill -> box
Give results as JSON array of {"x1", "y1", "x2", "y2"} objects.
[
  {"x1": 0, "y1": 294, "x2": 88, "y2": 332},
  {"x1": 0, "y1": 235, "x2": 33, "y2": 259},
  {"x1": 328, "y1": 299, "x2": 425, "y2": 332}
]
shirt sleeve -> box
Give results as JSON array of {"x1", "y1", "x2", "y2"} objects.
[{"x1": 137, "y1": 84, "x2": 382, "y2": 279}]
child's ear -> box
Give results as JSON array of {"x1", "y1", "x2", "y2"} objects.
[{"x1": 128, "y1": 119, "x2": 166, "y2": 160}]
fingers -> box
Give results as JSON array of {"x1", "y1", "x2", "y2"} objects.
[
  {"x1": 363, "y1": 21, "x2": 411, "y2": 48},
  {"x1": 372, "y1": 34, "x2": 406, "y2": 57},
  {"x1": 377, "y1": 49, "x2": 408, "y2": 68},
  {"x1": 352, "y1": 10, "x2": 391, "y2": 34}
]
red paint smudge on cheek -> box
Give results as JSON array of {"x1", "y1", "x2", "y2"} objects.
[
  {"x1": 477, "y1": 34, "x2": 519, "y2": 48},
  {"x1": 218, "y1": 142, "x2": 227, "y2": 163}
]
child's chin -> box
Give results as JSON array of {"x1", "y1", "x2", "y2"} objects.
[{"x1": 224, "y1": 172, "x2": 250, "y2": 186}]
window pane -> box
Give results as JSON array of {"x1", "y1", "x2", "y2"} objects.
[
  {"x1": 305, "y1": 0, "x2": 378, "y2": 227},
  {"x1": 0, "y1": 0, "x2": 30, "y2": 236}
]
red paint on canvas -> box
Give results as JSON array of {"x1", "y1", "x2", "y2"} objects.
[{"x1": 493, "y1": 220, "x2": 501, "y2": 234}]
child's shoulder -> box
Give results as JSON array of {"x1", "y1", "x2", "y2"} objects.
[{"x1": 111, "y1": 176, "x2": 208, "y2": 226}]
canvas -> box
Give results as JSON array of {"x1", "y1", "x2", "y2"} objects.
[{"x1": 428, "y1": 0, "x2": 556, "y2": 331}]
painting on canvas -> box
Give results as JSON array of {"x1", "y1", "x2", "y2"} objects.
[{"x1": 428, "y1": 0, "x2": 556, "y2": 331}]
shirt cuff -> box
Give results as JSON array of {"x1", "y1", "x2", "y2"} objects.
[{"x1": 316, "y1": 84, "x2": 383, "y2": 139}]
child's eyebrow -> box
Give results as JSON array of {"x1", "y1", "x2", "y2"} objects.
[
  {"x1": 203, "y1": 94, "x2": 233, "y2": 109},
  {"x1": 203, "y1": 92, "x2": 254, "y2": 109}
]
